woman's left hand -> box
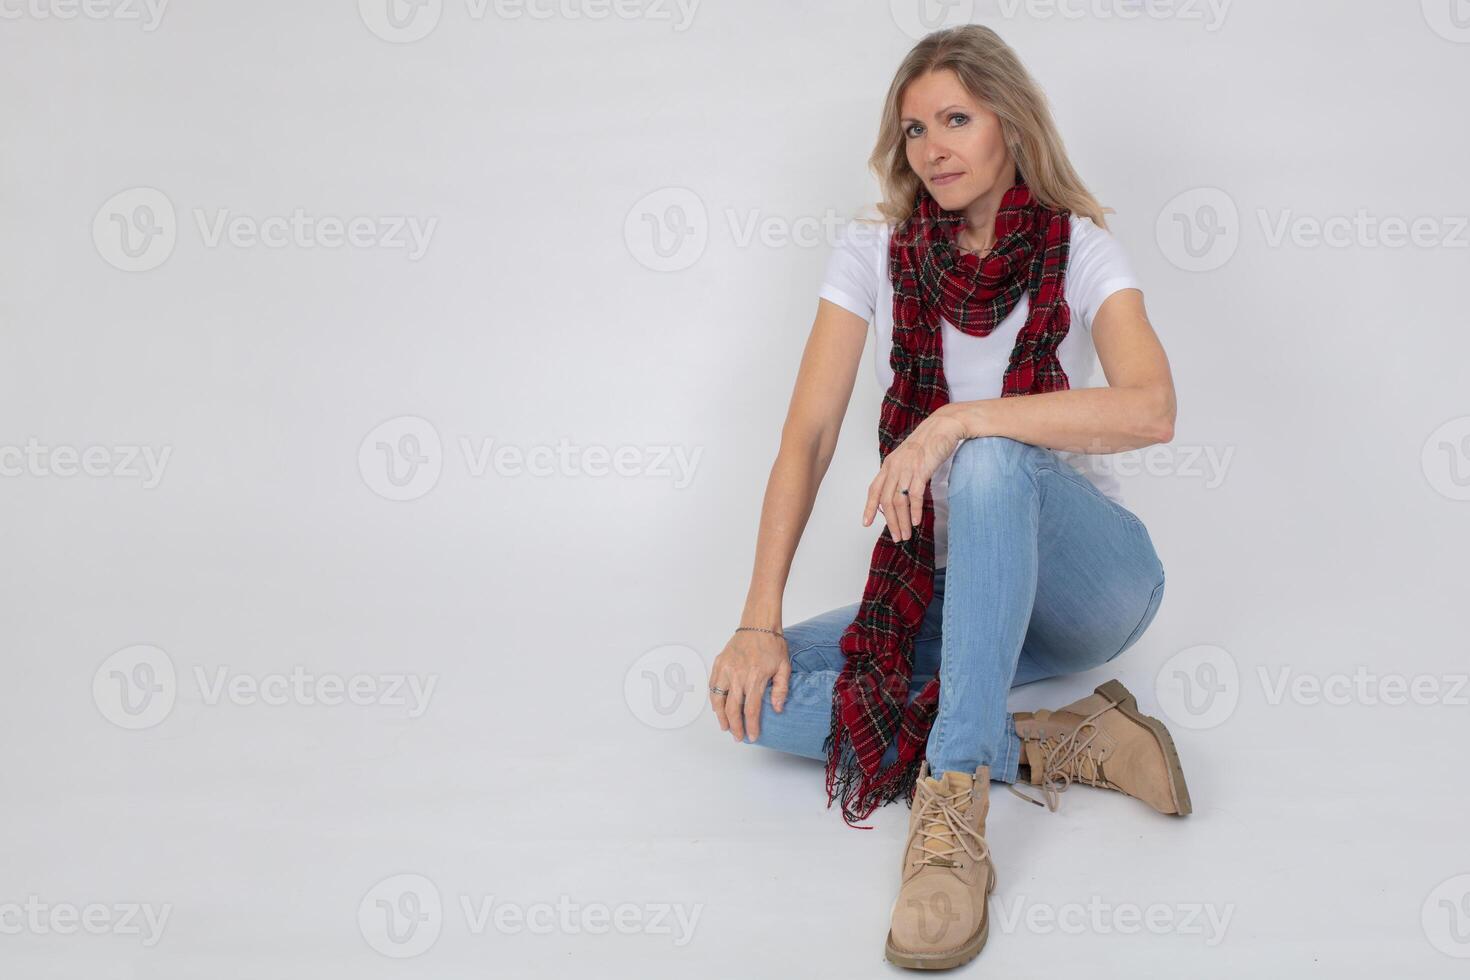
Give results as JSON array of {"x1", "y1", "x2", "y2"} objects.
[{"x1": 863, "y1": 409, "x2": 967, "y2": 544}]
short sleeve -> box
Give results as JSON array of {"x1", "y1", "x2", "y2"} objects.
[
  {"x1": 1067, "y1": 217, "x2": 1142, "y2": 330},
  {"x1": 818, "y1": 218, "x2": 883, "y2": 322}
]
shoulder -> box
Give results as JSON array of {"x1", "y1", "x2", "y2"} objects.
[
  {"x1": 1064, "y1": 213, "x2": 1142, "y2": 327},
  {"x1": 819, "y1": 211, "x2": 893, "y2": 322},
  {"x1": 1067, "y1": 212, "x2": 1124, "y2": 258},
  {"x1": 832, "y1": 212, "x2": 892, "y2": 259}
]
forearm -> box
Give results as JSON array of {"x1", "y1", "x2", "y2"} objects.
[
  {"x1": 740, "y1": 441, "x2": 830, "y2": 630},
  {"x1": 940, "y1": 384, "x2": 1175, "y2": 455}
]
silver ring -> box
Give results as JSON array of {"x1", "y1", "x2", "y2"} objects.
[
  {"x1": 900, "y1": 488, "x2": 910, "y2": 495},
  {"x1": 709, "y1": 686, "x2": 729, "y2": 697}
]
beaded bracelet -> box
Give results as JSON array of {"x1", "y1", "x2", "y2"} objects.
[{"x1": 736, "y1": 625, "x2": 784, "y2": 639}]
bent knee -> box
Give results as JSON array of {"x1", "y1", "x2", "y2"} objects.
[{"x1": 948, "y1": 435, "x2": 1048, "y2": 501}]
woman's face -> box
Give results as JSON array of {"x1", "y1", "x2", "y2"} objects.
[{"x1": 900, "y1": 69, "x2": 1013, "y2": 213}]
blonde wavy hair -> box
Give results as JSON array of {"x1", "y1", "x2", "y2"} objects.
[{"x1": 861, "y1": 25, "x2": 1111, "y2": 231}]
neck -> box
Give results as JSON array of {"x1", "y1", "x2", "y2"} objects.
[{"x1": 957, "y1": 163, "x2": 1019, "y2": 252}]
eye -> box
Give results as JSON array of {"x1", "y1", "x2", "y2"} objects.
[{"x1": 903, "y1": 113, "x2": 969, "y2": 139}]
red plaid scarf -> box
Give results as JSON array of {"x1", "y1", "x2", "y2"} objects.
[{"x1": 821, "y1": 173, "x2": 1074, "y2": 828}]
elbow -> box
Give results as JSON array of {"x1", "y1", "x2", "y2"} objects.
[{"x1": 1144, "y1": 386, "x2": 1176, "y2": 445}]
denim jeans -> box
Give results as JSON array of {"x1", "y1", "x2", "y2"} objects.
[{"x1": 745, "y1": 435, "x2": 1167, "y2": 785}]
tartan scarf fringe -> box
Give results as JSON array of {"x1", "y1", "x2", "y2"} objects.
[{"x1": 820, "y1": 695, "x2": 926, "y2": 830}]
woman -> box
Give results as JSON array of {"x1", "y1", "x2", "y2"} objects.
[{"x1": 705, "y1": 25, "x2": 1190, "y2": 971}]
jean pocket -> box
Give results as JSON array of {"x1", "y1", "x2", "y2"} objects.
[{"x1": 1108, "y1": 573, "x2": 1166, "y2": 662}]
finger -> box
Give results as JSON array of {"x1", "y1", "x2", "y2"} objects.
[
  {"x1": 708, "y1": 662, "x2": 730, "y2": 730},
  {"x1": 863, "y1": 470, "x2": 884, "y2": 527},
  {"x1": 892, "y1": 472, "x2": 914, "y2": 542},
  {"x1": 879, "y1": 466, "x2": 904, "y2": 543},
  {"x1": 770, "y1": 660, "x2": 790, "y2": 713},
  {"x1": 724, "y1": 682, "x2": 747, "y2": 741},
  {"x1": 907, "y1": 477, "x2": 926, "y2": 531},
  {"x1": 743, "y1": 674, "x2": 767, "y2": 742}
]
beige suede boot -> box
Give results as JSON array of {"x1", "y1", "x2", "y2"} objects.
[
  {"x1": 884, "y1": 762, "x2": 996, "y2": 970},
  {"x1": 1010, "y1": 679, "x2": 1192, "y2": 816}
]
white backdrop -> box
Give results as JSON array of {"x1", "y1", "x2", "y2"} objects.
[{"x1": 2, "y1": 1, "x2": 1468, "y2": 976}]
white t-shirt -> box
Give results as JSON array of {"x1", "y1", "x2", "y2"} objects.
[{"x1": 819, "y1": 213, "x2": 1142, "y2": 568}]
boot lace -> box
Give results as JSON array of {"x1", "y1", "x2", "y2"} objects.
[
  {"x1": 911, "y1": 778, "x2": 992, "y2": 873},
  {"x1": 1007, "y1": 699, "x2": 1116, "y2": 812}
]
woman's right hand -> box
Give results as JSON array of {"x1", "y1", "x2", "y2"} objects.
[{"x1": 708, "y1": 629, "x2": 790, "y2": 744}]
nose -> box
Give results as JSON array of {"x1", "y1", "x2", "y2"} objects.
[{"x1": 925, "y1": 140, "x2": 951, "y2": 171}]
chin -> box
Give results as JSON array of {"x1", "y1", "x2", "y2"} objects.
[{"x1": 930, "y1": 183, "x2": 972, "y2": 209}]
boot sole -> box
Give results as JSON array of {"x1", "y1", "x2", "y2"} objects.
[
  {"x1": 1095, "y1": 679, "x2": 1192, "y2": 816},
  {"x1": 883, "y1": 877, "x2": 994, "y2": 969}
]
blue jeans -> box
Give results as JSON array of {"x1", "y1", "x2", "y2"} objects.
[{"x1": 746, "y1": 436, "x2": 1167, "y2": 785}]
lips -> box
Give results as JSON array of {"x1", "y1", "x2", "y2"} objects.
[{"x1": 932, "y1": 172, "x2": 962, "y2": 185}]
